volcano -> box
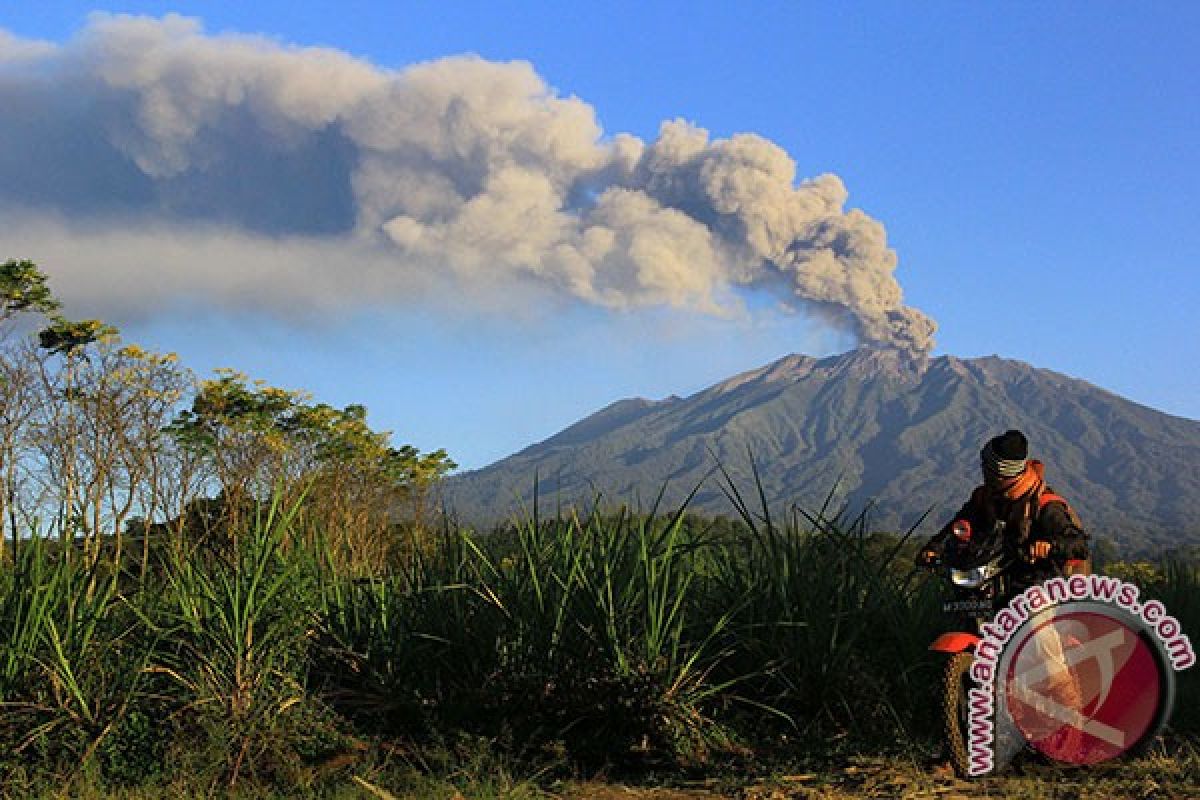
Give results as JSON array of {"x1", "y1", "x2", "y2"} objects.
[{"x1": 446, "y1": 350, "x2": 1200, "y2": 555}]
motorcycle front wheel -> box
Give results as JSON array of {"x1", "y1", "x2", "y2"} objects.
[{"x1": 941, "y1": 651, "x2": 975, "y2": 778}]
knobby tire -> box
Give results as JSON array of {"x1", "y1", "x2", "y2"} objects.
[{"x1": 941, "y1": 651, "x2": 975, "y2": 778}]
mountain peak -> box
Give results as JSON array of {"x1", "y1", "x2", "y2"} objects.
[
  {"x1": 689, "y1": 347, "x2": 931, "y2": 400},
  {"x1": 707, "y1": 353, "x2": 817, "y2": 395},
  {"x1": 449, "y1": 351, "x2": 1200, "y2": 555},
  {"x1": 818, "y1": 346, "x2": 931, "y2": 375}
]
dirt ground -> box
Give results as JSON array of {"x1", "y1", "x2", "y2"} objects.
[{"x1": 550, "y1": 755, "x2": 1200, "y2": 800}]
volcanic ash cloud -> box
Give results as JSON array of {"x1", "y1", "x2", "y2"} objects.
[{"x1": 0, "y1": 13, "x2": 936, "y2": 356}]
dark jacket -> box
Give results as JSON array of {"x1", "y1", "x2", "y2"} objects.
[{"x1": 925, "y1": 482, "x2": 1090, "y2": 593}]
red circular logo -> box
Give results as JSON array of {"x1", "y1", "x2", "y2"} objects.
[{"x1": 1004, "y1": 611, "x2": 1163, "y2": 764}]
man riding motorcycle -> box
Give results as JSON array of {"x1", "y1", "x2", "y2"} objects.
[
  {"x1": 916, "y1": 428, "x2": 1090, "y2": 587},
  {"x1": 917, "y1": 429, "x2": 1093, "y2": 764}
]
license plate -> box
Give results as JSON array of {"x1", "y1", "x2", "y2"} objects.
[{"x1": 942, "y1": 598, "x2": 994, "y2": 614}]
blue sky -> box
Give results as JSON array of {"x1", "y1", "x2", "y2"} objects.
[{"x1": 1, "y1": 4, "x2": 1197, "y2": 469}]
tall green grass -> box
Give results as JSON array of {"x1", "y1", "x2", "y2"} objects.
[
  {"x1": 151, "y1": 495, "x2": 317, "y2": 787},
  {"x1": 1, "y1": 478, "x2": 1197, "y2": 793},
  {"x1": 1142, "y1": 559, "x2": 1200, "y2": 735},
  {"x1": 0, "y1": 534, "x2": 145, "y2": 780},
  {"x1": 315, "y1": 488, "x2": 740, "y2": 764},
  {"x1": 704, "y1": 465, "x2": 946, "y2": 746}
]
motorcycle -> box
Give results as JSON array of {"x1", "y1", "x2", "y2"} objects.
[
  {"x1": 923, "y1": 521, "x2": 1092, "y2": 776},
  {"x1": 923, "y1": 520, "x2": 1014, "y2": 776}
]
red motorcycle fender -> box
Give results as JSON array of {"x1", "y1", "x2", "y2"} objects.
[{"x1": 929, "y1": 632, "x2": 981, "y2": 653}]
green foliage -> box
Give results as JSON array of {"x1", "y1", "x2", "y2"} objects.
[
  {"x1": 152, "y1": 495, "x2": 315, "y2": 787},
  {"x1": 166, "y1": 369, "x2": 456, "y2": 554},
  {"x1": 3, "y1": 257, "x2": 1197, "y2": 795},
  {"x1": 96, "y1": 710, "x2": 165, "y2": 788},
  {"x1": 1141, "y1": 560, "x2": 1200, "y2": 734},
  {"x1": 0, "y1": 259, "x2": 60, "y2": 320},
  {"x1": 478, "y1": 496, "x2": 737, "y2": 761},
  {"x1": 2, "y1": 480, "x2": 1198, "y2": 794},
  {"x1": 391, "y1": 443, "x2": 457, "y2": 489},
  {"x1": 0, "y1": 535, "x2": 147, "y2": 779},
  {"x1": 1104, "y1": 559, "x2": 1166, "y2": 588},
  {"x1": 702, "y1": 465, "x2": 945, "y2": 745},
  {"x1": 37, "y1": 317, "x2": 118, "y2": 356},
  {"x1": 167, "y1": 369, "x2": 300, "y2": 453},
  {"x1": 168, "y1": 370, "x2": 452, "y2": 488}
]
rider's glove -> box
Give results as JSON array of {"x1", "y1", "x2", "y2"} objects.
[
  {"x1": 1029, "y1": 540, "x2": 1053, "y2": 560},
  {"x1": 916, "y1": 547, "x2": 940, "y2": 568}
]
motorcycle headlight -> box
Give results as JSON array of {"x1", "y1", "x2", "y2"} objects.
[{"x1": 950, "y1": 564, "x2": 997, "y2": 589}]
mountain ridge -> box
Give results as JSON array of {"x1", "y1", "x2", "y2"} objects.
[{"x1": 447, "y1": 349, "x2": 1200, "y2": 555}]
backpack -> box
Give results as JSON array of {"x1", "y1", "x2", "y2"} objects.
[
  {"x1": 967, "y1": 483, "x2": 1091, "y2": 575},
  {"x1": 1033, "y1": 487, "x2": 1091, "y2": 576}
]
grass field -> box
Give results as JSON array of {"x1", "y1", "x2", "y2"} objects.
[
  {"x1": 1, "y1": 480, "x2": 1196, "y2": 798},
  {"x1": 13, "y1": 750, "x2": 1200, "y2": 799}
]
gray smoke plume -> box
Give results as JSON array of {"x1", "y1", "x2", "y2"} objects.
[{"x1": 0, "y1": 14, "x2": 936, "y2": 355}]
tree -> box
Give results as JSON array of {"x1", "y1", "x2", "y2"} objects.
[
  {"x1": 30, "y1": 316, "x2": 119, "y2": 562},
  {"x1": 1, "y1": 260, "x2": 198, "y2": 574},
  {"x1": 0, "y1": 259, "x2": 60, "y2": 322},
  {"x1": 2, "y1": 257, "x2": 457, "y2": 576},
  {"x1": 167, "y1": 370, "x2": 305, "y2": 539},
  {"x1": 70, "y1": 342, "x2": 193, "y2": 576},
  {"x1": 0, "y1": 260, "x2": 62, "y2": 562},
  {"x1": 285, "y1": 402, "x2": 411, "y2": 568},
  {"x1": 168, "y1": 371, "x2": 457, "y2": 571},
  {"x1": 391, "y1": 444, "x2": 457, "y2": 533}
]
